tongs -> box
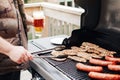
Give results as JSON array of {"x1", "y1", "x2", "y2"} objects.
[
  {"x1": 30, "y1": 41, "x2": 66, "y2": 50},
  {"x1": 30, "y1": 41, "x2": 66, "y2": 55},
  {"x1": 33, "y1": 55, "x2": 68, "y2": 58}
]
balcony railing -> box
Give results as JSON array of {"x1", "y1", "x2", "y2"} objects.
[{"x1": 24, "y1": 2, "x2": 85, "y2": 39}]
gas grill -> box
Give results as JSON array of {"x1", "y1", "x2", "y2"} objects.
[{"x1": 29, "y1": 0, "x2": 120, "y2": 80}]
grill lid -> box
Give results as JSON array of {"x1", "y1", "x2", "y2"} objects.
[{"x1": 63, "y1": 0, "x2": 120, "y2": 52}]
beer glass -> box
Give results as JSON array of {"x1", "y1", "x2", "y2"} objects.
[{"x1": 33, "y1": 11, "x2": 45, "y2": 37}]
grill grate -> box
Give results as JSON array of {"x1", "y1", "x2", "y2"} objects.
[
  {"x1": 56, "y1": 60, "x2": 91, "y2": 80},
  {"x1": 45, "y1": 58, "x2": 91, "y2": 80},
  {"x1": 34, "y1": 51, "x2": 120, "y2": 80},
  {"x1": 44, "y1": 54, "x2": 120, "y2": 80}
]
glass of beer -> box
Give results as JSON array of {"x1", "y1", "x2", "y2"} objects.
[{"x1": 33, "y1": 11, "x2": 45, "y2": 37}]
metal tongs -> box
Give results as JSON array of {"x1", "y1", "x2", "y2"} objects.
[
  {"x1": 31, "y1": 40, "x2": 67, "y2": 58},
  {"x1": 34, "y1": 55, "x2": 68, "y2": 58},
  {"x1": 31, "y1": 45, "x2": 66, "y2": 55},
  {"x1": 31, "y1": 41, "x2": 66, "y2": 55}
]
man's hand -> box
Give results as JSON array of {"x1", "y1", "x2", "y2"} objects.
[
  {"x1": 8, "y1": 46, "x2": 33, "y2": 64},
  {"x1": 25, "y1": 13, "x2": 34, "y2": 25}
]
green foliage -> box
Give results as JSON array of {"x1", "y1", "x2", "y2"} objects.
[
  {"x1": 24, "y1": 0, "x2": 28, "y2": 3},
  {"x1": 24, "y1": 0, "x2": 43, "y2": 3}
]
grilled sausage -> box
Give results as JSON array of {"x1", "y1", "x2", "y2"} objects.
[
  {"x1": 88, "y1": 72, "x2": 120, "y2": 80},
  {"x1": 105, "y1": 56, "x2": 120, "y2": 63},
  {"x1": 76, "y1": 63, "x2": 103, "y2": 72},
  {"x1": 108, "y1": 65, "x2": 120, "y2": 71},
  {"x1": 89, "y1": 58, "x2": 116, "y2": 66}
]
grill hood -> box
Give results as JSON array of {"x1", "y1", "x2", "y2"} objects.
[{"x1": 62, "y1": 0, "x2": 120, "y2": 52}]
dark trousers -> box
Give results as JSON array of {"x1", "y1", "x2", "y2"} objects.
[{"x1": 0, "y1": 71, "x2": 20, "y2": 80}]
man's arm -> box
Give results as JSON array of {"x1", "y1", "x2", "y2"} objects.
[{"x1": 0, "y1": 36, "x2": 33, "y2": 64}]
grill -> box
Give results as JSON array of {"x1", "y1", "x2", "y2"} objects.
[
  {"x1": 44, "y1": 58, "x2": 90, "y2": 80},
  {"x1": 31, "y1": 50, "x2": 120, "y2": 80},
  {"x1": 30, "y1": 0, "x2": 120, "y2": 80}
]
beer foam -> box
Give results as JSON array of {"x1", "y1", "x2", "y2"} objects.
[{"x1": 33, "y1": 11, "x2": 45, "y2": 19}]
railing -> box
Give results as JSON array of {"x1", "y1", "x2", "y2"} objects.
[{"x1": 24, "y1": 2, "x2": 85, "y2": 39}]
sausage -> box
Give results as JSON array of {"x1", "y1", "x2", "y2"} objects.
[
  {"x1": 105, "y1": 56, "x2": 120, "y2": 63},
  {"x1": 89, "y1": 58, "x2": 116, "y2": 66},
  {"x1": 76, "y1": 63, "x2": 103, "y2": 72},
  {"x1": 108, "y1": 65, "x2": 120, "y2": 71},
  {"x1": 88, "y1": 72, "x2": 120, "y2": 80}
]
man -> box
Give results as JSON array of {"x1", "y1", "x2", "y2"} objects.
[{"x1": 0, "y1": 0, "x2": 33, "y2": 80}]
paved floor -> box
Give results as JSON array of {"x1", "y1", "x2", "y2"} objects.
[{"x1": 20, "y1": 70, "x2": 32, "y2": 80}]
